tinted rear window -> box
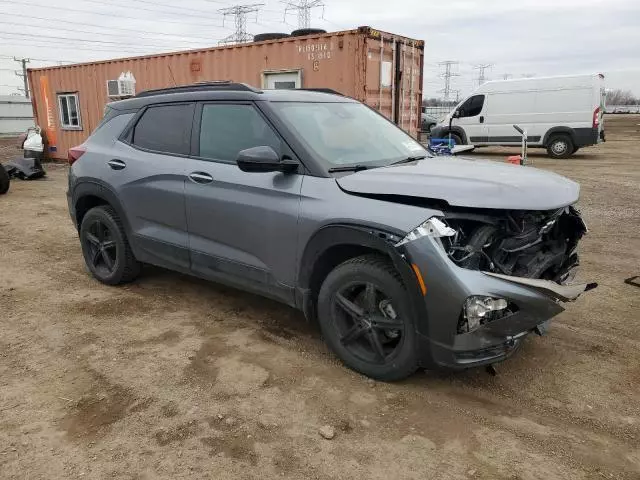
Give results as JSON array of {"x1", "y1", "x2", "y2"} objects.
[{"x1": 132, "y1": 103, "x2": 194, "y2": 155}]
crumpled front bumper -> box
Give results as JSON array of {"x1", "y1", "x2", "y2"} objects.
[{"x1": 401, "y1": 236, "x2": 594, "y2": 369}]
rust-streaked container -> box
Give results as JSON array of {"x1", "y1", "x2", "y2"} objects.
[{"x1": 28, "y1": 26, "x2": 424, "y2": 160}]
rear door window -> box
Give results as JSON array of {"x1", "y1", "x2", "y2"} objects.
[
  {"x1": 132, "y1": 103, "x2": 195, "y2": 155},
  {"x1": 197, "y1": 104, "x2": 281, "y2": 163}
]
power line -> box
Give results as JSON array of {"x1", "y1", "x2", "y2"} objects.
[
  {"x1": 0, "y1": 38, "x2": 169, "y2": 55},
  {"x1": 282, "y1": 0, "x2": 324, "y2": 29},
  {"x1": 219, "y1": 4, "x2": 264, "y2": 45},
  {"x1": 0, "y1": 22, "x2": 211, "y2": 49},
  {"x1": 0, "y1": 12, "x2": 229, "y2": 42},
  {"x1": 0, "y1": 30, "x2": 208, "y2": 50},
  {"x1": 0, "y1": 0, "x2": 233, "y2": 30},
  {"x1": 438, "y1": 61, "x2": 459, "y2": 102}
]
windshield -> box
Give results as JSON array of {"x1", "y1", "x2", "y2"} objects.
[{"x1": 272, "y1": 102, "x2": 430, "y2": 169}]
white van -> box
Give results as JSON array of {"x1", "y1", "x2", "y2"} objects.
[{"x1": 431, "y1": 74, "x2": 606, "y2": 158}]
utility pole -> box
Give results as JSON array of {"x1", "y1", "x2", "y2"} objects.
[
  {"x1": 13, "y1": 57, "x2": 30, "y2": 98},
  {"x1": 218, "y1": 4, "x2": 264, "y2": 44},
  {"x1": 437, "y1": 61, "x2": 459, "y2": 103},
  {"x1": 282, "y1": 0, "x2": 325, "y2": 29},
  {"x1": 474, "y1": 63, "x2": 493, "y2": 87}
]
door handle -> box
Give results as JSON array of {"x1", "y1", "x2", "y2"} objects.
[
  {"x1": 479, "y1": 116, "x2": 485, "y2": 124},
  {"x1": 189, "y1": 172, "x2": 214, "y2": 184},
  {"x1": 107, "y1": 159, "x2": 126, "y2": 170}
]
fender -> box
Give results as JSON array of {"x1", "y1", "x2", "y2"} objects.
[
  {"x1": 542, "y1": 126, "x2": 576, "y2": 146},
  {"x1": 71, "y1": 178, "x2": 133, "y2": 237},
  {"x1": 296, "y1": 224, "x2": 431, "y2": 338},
  {"x1": 432, "y1": 125, "x2": 468, "y2": 144}
]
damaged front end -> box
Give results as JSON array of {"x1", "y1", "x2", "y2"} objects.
[
  {"x1": 394, "y1": 205, "x2": 596, "y2": 369},
  {"x1": 443, "y1": 206, "x2": 587, "y2": 284}
]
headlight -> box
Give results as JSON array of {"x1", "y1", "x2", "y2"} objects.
[
  {"x1": 395, "y1": 217, "x2": 456, "y2": 247},
  {"x1": 460, "y1": 296, "x2": 509, "y2": 332}
]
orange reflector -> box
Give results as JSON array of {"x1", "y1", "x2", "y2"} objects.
[{"x1": 411, "y1": 264, "x2": 427, "y2": 296}]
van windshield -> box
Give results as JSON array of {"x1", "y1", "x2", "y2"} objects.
[{"x1": 272, "y1": 102, "x2": 430, "y2": 169}]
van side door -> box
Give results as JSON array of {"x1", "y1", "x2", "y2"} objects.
[{"x1": 452, "y1": 94, "x2": 488, "y2": 144}]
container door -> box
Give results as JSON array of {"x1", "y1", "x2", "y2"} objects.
[{"x1": 263, "y1": 71, "x2": 302, "y2": 89}]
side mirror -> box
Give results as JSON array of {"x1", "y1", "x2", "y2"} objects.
[
  {"x1": 453, "y1": 110, "x2": 462, "y2": 118},
  {"x1": 236, "y1": 146, "x2": 298, "y2": 174}
]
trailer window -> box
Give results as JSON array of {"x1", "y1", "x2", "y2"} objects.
[{"x1": 57, "y1": 93, "x2": 82, "y2": 130}]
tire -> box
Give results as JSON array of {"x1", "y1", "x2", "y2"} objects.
[
  {"x1": 291, "y1": 28, "x2": 327, "y2": 37},
  {"x1": 253, "y1": 32, "x2": 289, "y2": 42},
  {"x1": 0, "y1": 165, "x2": 9, "y2": 195},
  {"x1": 317, "y1": 255, "x2": 419, "y2": 381},
  {"x1": 443, "y1": 132, "x2": 462, "y2": 146},
  {"x1": 546, "y1": 135, "x2": 574, "y2": 159},
  {"x1": 79, "y1": 205, "x2": 140, "y2": 285}
]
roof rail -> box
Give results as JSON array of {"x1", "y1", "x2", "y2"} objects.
[
  {"x1": 299, "y1": 88, "x2": 343, "y2": 96},
  {"x1": 136, "y1": 81, "x2": 262, "y2": 98}
]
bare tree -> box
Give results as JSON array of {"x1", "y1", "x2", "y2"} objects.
[{"x1": 606, "y1": 89, "x2": 639, "y2": 105}]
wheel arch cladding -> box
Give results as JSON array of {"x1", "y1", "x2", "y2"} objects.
[
  {"x1": 73, "y1": 181, "x2": 132, "y2": 236},
  {"x1": 543, "y1": 127, "x2": 575, "y2": 146},
  {"x1": 297, "y1": 225, "x2": 427, "y2": 328}
]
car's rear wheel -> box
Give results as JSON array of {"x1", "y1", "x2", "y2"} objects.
[
  {"x1": 80, "y1": 205, "x2": 140, "y2": 285},
  {"x1": 0, "y1": 165, "x2": 9, "y2": 194},
  {"x1": 546, "y1": 135, "x2": 574, "y2": 159},
  {"x1": 317, "y1": 255, "x2": 419, "y2": 381}
]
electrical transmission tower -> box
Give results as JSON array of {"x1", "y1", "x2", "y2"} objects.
[
  {"x1": 437, "y1": 61, "x2": 459, "y2": 103},
  {"x1": 218, "y1": 3, "x2": 264, "y2": 44},
  {"x1": 282, "y1": 0, "x2": 325, "y2": 29},
  {"x1": 474, "y1": 64, "x2": 493, "y2": 86},
  {"x1": 14, "y1": 57, "x2": 30, "y2": 98}
]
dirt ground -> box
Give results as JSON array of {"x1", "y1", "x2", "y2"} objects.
[{"x1": 1, "y1": 115, "x2": 639, "y2": 479}]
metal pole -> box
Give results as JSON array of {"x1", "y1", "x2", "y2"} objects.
[
  {"x1": 378, "y1": 36, "x2": 383, "y2": 112},
  {"x1": 14, "y1": 57, "x2": 30, "y2": 98}
]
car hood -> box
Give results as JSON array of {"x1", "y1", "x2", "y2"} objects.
[{"x1": 335, "y1": 157, "x2": 580, "y2": 210}]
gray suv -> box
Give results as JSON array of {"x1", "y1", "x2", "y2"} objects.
[{"x1": 67, "y1": 82, "x2": 595, "y2": 380}]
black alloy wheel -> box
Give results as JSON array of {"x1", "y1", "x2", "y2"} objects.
[
  {"x1": 83, "y1": 219, "x2": 117, "y2": 278},
  {"x1": 333, "y1": 281, "x2": 404, "y2": 364},
  {"x1": 317, "y1": 255, "x2": 419, "y2": 381},
  {"x1": 79, "y1": 205, "x2": 140, "y2": 285}
]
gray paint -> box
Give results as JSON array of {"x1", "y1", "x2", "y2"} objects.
[
  {"x1": 68, "y1": 89, "x2": 591, "y2": 371},
  {"x1": 336, "y1": 157, "x2": 580, "y2": 210}
]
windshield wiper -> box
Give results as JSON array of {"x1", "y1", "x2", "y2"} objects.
[
  {"x1": 389, "y1": 155, "x2": 427, "y2": 166},
  {"x1": 327, "y1": 164, "x2": 372, "y2": 173}
]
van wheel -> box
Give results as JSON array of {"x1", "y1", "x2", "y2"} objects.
[
  {"x1": 546, "y1": 135, "x2": 574, "y2": 159},
  {"x1": 317, "y1": 255, "x2": 419, "y2": 381},
  {"x1": 448, "y1": 133, "x2": 463, "y2": 146}
]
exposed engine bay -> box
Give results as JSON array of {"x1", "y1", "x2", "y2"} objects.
[{"x1": 443, "y1": 206, "x2": 588, "y2": 283}]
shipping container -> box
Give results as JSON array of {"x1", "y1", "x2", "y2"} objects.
[{"x1": 27, "y1": 26, "x2": 424, "y2": 160}]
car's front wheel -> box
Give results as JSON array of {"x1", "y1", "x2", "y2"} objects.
[
  {"x1": 80, "y1": 205, "x2": 140, "y2": 285},
  {"x1": 317, "y1": 255, "x2": 419, "y2": 381}
]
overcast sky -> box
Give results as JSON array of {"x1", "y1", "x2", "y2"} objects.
[{"x1": 1, "y1": 0, "x2": 638, "y2": 98}]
